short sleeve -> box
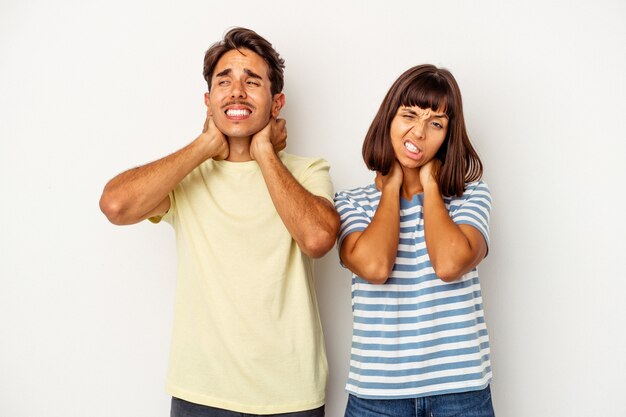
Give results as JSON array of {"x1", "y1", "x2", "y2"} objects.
[
  {"x1": 449, "y1": 181, "x2": 492, "y2": 247},
  {"x1": 298, "y1": 158, "x2": 335, "y2": 204},
  {"x1": 334, "y1": 190, "x2": 373, "y2": 250},
  {"x1": 156, "y1": 190, "x2": 176, "y2": 225}
]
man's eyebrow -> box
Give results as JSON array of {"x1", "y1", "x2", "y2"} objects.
[
  {"x1": 215, "y1": 68, "x2": 231, "y2": 77},
  {"x1": 214, "y1": 68, "x2": 262, "y2": 80},
  {"x1": 244, "y1": 69, "x2": 262, "y2": 80}
]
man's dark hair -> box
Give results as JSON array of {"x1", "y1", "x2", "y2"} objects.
[
  {"x1": 203, "y1": 27, "x2": 285, "y2": 95},
  {"x1": 362, "y1": 64, "x2": 483, "y2": 197}
]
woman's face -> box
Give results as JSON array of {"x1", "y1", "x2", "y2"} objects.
[{"x1": 389, "y1": 105, "x2": 449, "y2": 169}]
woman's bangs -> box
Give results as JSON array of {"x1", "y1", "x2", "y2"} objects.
[{"x1": 400, "y1": 78, "x2": 452, "y2": 116}]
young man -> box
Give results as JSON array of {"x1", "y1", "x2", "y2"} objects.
[{"x1": 100, "y1": 27, "x2": 339, "y2": 417}]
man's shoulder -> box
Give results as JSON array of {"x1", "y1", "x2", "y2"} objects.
[
  {"x1": 279, "y1": 151, "x2": 326, "y2": 164},
  {"x1": 279, "y1": 152, "x2": 330, "y2": 174}
]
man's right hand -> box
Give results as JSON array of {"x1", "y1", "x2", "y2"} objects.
[{"x1": 201, "y1": 114, "x2": 229, "y2": 161}]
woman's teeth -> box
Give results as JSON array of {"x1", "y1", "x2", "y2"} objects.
[{"x1": 404, "y1": 142, "x2": 418, "y2": 152}]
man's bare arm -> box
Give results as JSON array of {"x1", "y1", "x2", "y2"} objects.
[
  {"x1": 251, "y1": 120, "x2": 340, "y2": 258},
  {"x1": 99, "y1": 116, "x2": 228, "y2": 225}
]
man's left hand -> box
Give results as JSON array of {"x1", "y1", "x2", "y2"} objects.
[{"x1": 250, "y1": 118, "x2": 287, "y2": 160}]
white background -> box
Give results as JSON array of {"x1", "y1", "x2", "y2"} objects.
[{"x1": 1, "y1": 1, "x2": 625, "y2": 416}]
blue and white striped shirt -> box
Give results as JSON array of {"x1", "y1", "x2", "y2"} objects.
[{"x1": 334, "y1": 181, "x2": 492, "y2": 399}]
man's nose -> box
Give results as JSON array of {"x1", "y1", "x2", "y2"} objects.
[{"x1": 230, "y1": 80, "x2": 246, "y2": 98}]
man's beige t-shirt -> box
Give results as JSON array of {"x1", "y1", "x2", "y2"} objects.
[{"x1": 160, "y1": 152, "x2": 331, "y2": 414}]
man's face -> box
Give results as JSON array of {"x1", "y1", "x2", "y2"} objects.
[{"x1": 205, "y1": 48, "x2": 284, "y2": 140}]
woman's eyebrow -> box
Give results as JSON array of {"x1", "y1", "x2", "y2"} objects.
[{"x1": 401, "y1": 107, "x2": 449, "y2": 119}]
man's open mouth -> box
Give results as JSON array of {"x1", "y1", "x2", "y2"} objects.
[{"x1": 225, "y1": 108, "x2": 251, "y2": 117}]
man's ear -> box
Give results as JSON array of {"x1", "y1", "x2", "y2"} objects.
[
  {"x1": 204, "y1": 92, "x2": 213, "y2": 116},
  {"x1": 271, "y1": 94, "x2": 285, "y2": 118}
]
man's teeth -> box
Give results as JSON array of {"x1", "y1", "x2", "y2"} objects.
[
  {"x1": 226, "y1": 109, "x2": 250, "y2": 116},
  {"x1": 404, "y1": 142, "x2": 418, "y2": 152}
]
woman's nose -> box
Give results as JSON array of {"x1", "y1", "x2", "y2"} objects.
[{"x1": 410, "y1": 122, "x2": 425, "y2": 139}]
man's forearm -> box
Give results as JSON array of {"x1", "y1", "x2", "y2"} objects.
[
  {"x1": 255, "y1": 147, "x2": 339, "y2": 258},
  {"x1": 99, "y1": 136, "x2": 213, "y2": 225}
]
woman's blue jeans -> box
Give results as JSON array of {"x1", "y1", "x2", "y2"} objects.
[{"x1": 344, "y1": 385, "x2": 495, "y2": 417}]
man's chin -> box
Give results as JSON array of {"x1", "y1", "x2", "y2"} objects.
[
  {"x1": 214, "y1": 123, "x2": 264, "y2": 141},
  {"x1": 223, "y1": 132, "x2": 255, "y2": 142}
]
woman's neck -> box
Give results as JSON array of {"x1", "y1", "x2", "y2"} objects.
[{"x1": 400, "y1": 166, "x2": 424, "y2": 199}]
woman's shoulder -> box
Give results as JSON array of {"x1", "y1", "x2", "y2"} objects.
[
  {"x1": 334, "y1": 183, "x2": 381, "y2": 211},
  {"x1": 335, "y1": 183, "x2": 379, "y2": 200},
  {"x1": 463, "y1": 180, "x2": 491, "y2": 196},
  {"x1": 445, "y1": 180, "x2": 491, "y2": 205},
  {"x1": 444, "y1": 180, "x2": 492, "y2": 213}
]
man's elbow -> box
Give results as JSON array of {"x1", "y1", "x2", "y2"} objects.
[
  {"x1": 301, "y1": 230, "x2": 336, "y2": 259},
  {"x1": 99, "y1": 192, "x2": 131, "y2": 225},
  {"x1": 301, "y1": 212, "x2": 340, "y2": 258}
]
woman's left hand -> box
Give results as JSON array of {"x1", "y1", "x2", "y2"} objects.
[{"x1": 419, "y1": 158, "x2": 441, "y2": 188}]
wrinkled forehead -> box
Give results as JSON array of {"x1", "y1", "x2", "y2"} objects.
[
  {"x1": 397, "y1": 106, "x2": 448, "y2": 119},
  {"x1": 213, "y1": 48, "x2": 270, "y2": 79}
]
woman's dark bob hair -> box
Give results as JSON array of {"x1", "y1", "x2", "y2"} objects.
[{"x1": 362, "y1": 64, "x2": 482, "y2": 197}]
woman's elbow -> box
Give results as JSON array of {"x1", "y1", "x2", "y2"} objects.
[
  {"x1": 364, "y1": 272, "x2": 390, "y2": 285},
  {"x1": 341, "y1": 251, "x2": 393, "y2": 284},
  {"x1": 434, "y1": 267, "x2": 463, "y2": 283},
  {"x1": 355, "y1": 261, "x2": 393, "y2": 285},
  {"x1": 430, "y1": 242, "x2": 485, "y2": 283},
  {"x1": 431, "y1": 259, "x2": 471, "y2": 283}
]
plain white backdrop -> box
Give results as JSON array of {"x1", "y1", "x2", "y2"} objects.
[{"x1": 1, "y1": 1, "x2": 625, "y2": 416}]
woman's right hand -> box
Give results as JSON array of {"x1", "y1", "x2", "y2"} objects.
[
  {"x1": 376, "y1": 160, "x2": 403, "y2": 191},
  {"x1": 343, "y1": 159, "x2": 403, "y2": 284}
]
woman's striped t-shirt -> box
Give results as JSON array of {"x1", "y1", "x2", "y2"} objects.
[{"x1": 334, "y1": 180, "x2": 493, "y2": 399}]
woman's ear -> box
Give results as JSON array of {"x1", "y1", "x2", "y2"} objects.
[{"x1": 271, "y1": 94, "x2": 286, "y2": 118}]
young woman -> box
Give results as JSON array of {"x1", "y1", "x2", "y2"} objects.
[{"x1": 335, "y1": 65, "x2": 495, "y2": 417}]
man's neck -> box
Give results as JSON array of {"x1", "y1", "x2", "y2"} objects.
[{"x1": 225, "y1": 137, "x2": 252, "y2": 162}]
